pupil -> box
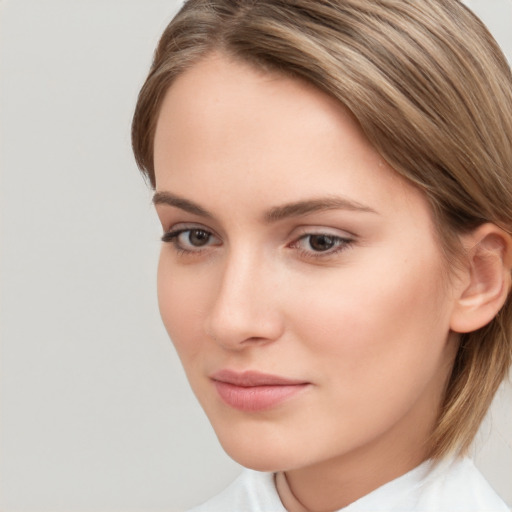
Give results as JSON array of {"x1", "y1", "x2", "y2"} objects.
[
  {"x1": 309, "y1": 235, "x2": 335, "y2": 251},
  {"x1": 189, "y1": 230, "x2": 210, "y2": 246}
]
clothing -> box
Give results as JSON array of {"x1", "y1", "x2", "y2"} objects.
[{"x1": 187, "y1": 457, "x2": 510, "y2": 511}]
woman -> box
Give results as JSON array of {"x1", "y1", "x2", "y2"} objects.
[{"x1": 132, "y1": 0, "x2": 512, "y2": 510}]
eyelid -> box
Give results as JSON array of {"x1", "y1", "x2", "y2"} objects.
[
  {"x1": 291, "y1": 225, "x2": 357, "y2": 239},
  {"x1": 161, "y1": 223, "x2": 222, "y2": 251},
  {"x1": 287, "y1": 226, "x2": 357, "y2": 259},
  {"x1": 160, "y1": 222, "x2": 356, "y2": 259},
  {"x1": 161, "y1": 222, "x2": 217, "y2": 238}
]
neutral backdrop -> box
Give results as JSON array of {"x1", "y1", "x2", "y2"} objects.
[{"x1": 1, "y1": 1, "x2": 511, "y2": 511}]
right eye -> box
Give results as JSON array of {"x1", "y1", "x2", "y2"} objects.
[{"x1": 162, "y1": 227, "x2": 221, "y2": 253}]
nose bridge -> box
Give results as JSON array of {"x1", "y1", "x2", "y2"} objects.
[{"x1": 206, "y1": 244, "x2": 282, "y2": 347}]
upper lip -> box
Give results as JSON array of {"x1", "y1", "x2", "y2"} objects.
[{"x1": 210, "y1": 369, "x2": 308, "y2": 387}]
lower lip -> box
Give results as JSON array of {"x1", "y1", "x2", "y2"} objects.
[{"x1": 213, "y1": 381, "x2": 309, "y2": 412}]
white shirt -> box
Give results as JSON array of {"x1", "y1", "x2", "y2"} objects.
[{"x1": 188, "y1": 457, "x2": 510, "y2": 511}]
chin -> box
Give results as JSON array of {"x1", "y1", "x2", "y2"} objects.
[
  {"x1": 224, "y1": 448, "x2": 291, "y2": 473},
  {"x1": 215, "y1": 432, "x2": 305, "y2": 473}
]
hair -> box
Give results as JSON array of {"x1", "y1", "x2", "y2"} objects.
[{"x1": 132, "y1": 0, "x2": 512, "y2": 459}]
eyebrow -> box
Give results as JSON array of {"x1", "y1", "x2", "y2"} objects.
[
  {"x1": 264, "y1": 196, "x2": 378, "y2": 222},
  {"x1": 152, "y1": 191, "x2": 378, "y2": 222},
  {"x1": 153, "y1": 191, "x2": 214, "y2": 218}
]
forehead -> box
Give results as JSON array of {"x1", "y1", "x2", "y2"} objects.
[
  {"x1": 154, "y1": 52, "x2": 360, "y2": 157},
  {"x1": 153, "y1": 52, "x2": 430, "y2": 226}
]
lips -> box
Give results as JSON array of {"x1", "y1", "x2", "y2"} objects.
[{"x1": 210, "y1": 370, "x2": 310, "y2": 412}]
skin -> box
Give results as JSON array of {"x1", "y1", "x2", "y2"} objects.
[{"x1": 152, "y1": 52, "x2": 463, "y2": 511}]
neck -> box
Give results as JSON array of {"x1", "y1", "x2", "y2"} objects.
[
  {"x1": 282, "y1": 440, "x2": 427, "y2": 512},
  {"x1": 281, "y1": 385, "x2": 445, "y2": 510},
  {"x1": 278, "y1": 337, "x2": 458, "y2": 512}
]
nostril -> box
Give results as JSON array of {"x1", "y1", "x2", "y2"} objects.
[{"x1": 204, "y1": 260, "x2": 285, "y2": 348}]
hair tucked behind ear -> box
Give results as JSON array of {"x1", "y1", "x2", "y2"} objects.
[{"x1": 132, "y1": 0, "x2": 512, "y2": 458}]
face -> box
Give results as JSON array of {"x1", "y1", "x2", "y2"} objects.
[{"x1": 153, "y1": 53, "x2": 460, "y2": 475}]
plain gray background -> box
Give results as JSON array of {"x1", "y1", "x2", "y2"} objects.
[{"x1": 0, "y1": 1, "x2": 511, "y2": 510}]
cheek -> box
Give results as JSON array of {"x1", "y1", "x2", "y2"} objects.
[
  {"x1": 281, "y1": 253, "x2": 454, "y2": 448},
  {"x1": 288, "y1": 249, "x2": 451, "y2": 388},
  {"x1": 157, "y1": 254, "x2": 209, "y2": 362}
]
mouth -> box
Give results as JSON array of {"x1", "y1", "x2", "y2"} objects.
[{"x1": 210, "y1": 369, "x2": 310, "y2": 412}]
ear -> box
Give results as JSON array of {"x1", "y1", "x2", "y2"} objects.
[{"x1": 450, "y1": 224, "x2": 512, "y2": 334}]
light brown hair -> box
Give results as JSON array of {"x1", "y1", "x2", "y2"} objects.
[{"x1": 132, "y1": 0, "x2": 512, "y2": 458}]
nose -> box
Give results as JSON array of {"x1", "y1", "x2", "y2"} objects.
[{"x1": 204, "y1": 250, "x2": 284, "y2": 350}]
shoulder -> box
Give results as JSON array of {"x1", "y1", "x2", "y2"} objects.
[
  {"x1": 411, "y1": 457, "x2": 509, "y2": 512},
  {"x1": 186, "y1": 469, "x2": 286, "y2": 512},
  {"x1": 345, "y1": 457, "x2": 510, "y2": 512}
]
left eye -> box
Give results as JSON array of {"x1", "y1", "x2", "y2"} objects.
[{"x1": 293, "y1": 233, "x2": 352, "y2": 254}]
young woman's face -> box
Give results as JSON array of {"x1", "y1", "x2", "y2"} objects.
[{"x1": 153, "y1": 53, "x2": 460, "y2": 474}]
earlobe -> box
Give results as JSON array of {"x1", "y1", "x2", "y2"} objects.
[{"x1": 450, "y1": 224, "x2": 512, "y2": 334}]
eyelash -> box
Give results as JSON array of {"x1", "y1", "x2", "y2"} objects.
[
  {"x1": 161, "y1": 227, "x2": 354, "y2": 259},
  {"x1": 290, "y1": 233, "x2": 354, "y2": 259},
  {"x1": 161, "y1": 227, "x2": 219, "y2": 256}
]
